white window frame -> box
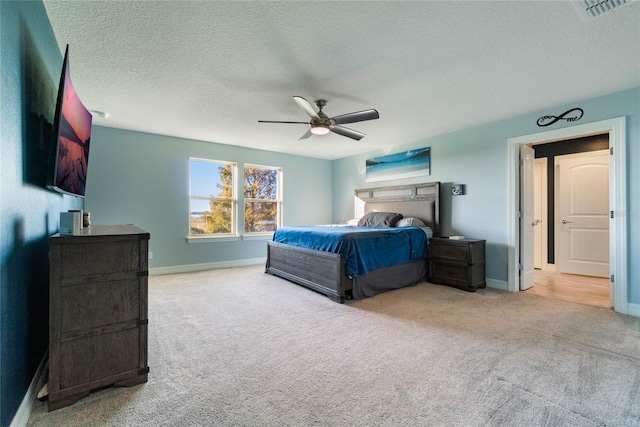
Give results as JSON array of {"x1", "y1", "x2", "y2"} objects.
[
  {"x1": 242, "y1": 163, "x2": 283, "y2": 239},
  {"x1": 188, "y1": 157, "x2": 238, "y2": 242}
]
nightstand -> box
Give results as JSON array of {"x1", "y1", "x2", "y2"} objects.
[{"x1": 428, "y1": 237, "x2": 486, "y2": 292}]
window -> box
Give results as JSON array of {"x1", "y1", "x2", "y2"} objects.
[
  {"x1": 189, "y1": 158, "x2": 236, "y2": 237},
  {"x1": 244, "y1": 164, "x2": 282, "y2": 233}
]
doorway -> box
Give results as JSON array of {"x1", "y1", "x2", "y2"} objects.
[
  {"x1": 529, "y1": 139, "x2": 610, "y2": 308},
  {"x1": 507, "y1": 117, "x2": 628, "y2": 314}
]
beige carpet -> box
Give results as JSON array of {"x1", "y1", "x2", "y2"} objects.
[{"x1": 28, "y1": 265, "x2": 640, "y2": 426}]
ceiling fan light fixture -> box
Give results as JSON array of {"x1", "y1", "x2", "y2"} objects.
[
  {"x1": 259, "y1": 96, "x2": 379, "y2": 140},
  {"x1": 310, "y1": 124, "x2": 330, "y2": 135}
]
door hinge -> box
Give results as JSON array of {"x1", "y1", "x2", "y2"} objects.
[
  {"x1": 611, "y1": 274, "x2": 614, "y2": 283},
  {"x1": 519, "y1": 210, "x2": 524, "y2": 218},
  {"x1": 610, "y1": 147, "x2": 613, "y2": 155},
  {"x1": 611, "y1": 210, "x2": 614, "y2": 219},
  {"x1": 519, "y1": 158, "x2": 524, "y2": 166},
  {"x1": 518, "y1": 263, "x2": 523, "y2": 271}
]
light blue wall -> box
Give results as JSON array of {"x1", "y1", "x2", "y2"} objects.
[
  {"x1": 333, "y1": 87, "x2": 640, "y2": 303},
  {"x1": 0, "y1": 1, "x2": 84, "y2": 424},
  {"x1": 85, "y1": 126, "x2": 332, "y2": 270}
]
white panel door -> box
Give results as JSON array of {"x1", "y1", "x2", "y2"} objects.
[
  {"x1": 520, "y1": 145, "x2": 535, "y2": 290},
  {"x1": 555, "y1": 150, "x2": 609, "y2": 277}
]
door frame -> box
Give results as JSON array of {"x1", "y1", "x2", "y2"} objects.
[
  {"x1": 507, "y1": 117, "x2": 627, "y2": 314},
  {"x1": 533, "y1": 157, "x2": 548, "y2": 271}
]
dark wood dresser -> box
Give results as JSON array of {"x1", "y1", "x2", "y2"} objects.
[
  {"x1": 428, "y1": 237, "x2": 486, "y2": 292},
  {"x1": 48, "y1": 224, "x2": 150, "y2": 411}
]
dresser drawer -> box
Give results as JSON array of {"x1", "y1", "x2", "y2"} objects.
[
  {"x1": 60, "y1": 278, "x2": 141, "y2": 332},
  {"x1": 59, "y1": 240, "x2": 141, "y2": 278},
  {"x1": 59, "y1": 327, "x2": 141, "y2": 388}
]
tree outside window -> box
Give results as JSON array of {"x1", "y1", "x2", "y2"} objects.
[
  {"x1": 189, "y1": 158, "x2": 236, "y2": 236},
  {"x1": 244, "y1": 164, "x2": 282, "y2": 233}
]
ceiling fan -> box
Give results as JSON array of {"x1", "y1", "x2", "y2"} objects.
[{"x1": 258, "y1": 96, "x2": 379, "y2": 141}]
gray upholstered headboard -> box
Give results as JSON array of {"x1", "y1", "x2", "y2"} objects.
[{"x1": 354, "y1": 182, "x2": 441, "y2": 236}]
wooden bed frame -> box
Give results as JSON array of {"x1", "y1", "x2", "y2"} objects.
[{"x1": 265, "y1": 182, "x2": 441, "y2": 303}]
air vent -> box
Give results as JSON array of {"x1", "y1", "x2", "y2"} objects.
[{"x1": 573, "y1": 0, "x2": 638, "y2": 19}]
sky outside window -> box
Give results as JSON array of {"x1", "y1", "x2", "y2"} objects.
[{"x1": 190, "y1": 160, "x2": 224, "y2": 197}]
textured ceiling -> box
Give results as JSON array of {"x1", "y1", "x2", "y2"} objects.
[{"x1": 43, "y1": 1, "x2": 640, "y2": 160}]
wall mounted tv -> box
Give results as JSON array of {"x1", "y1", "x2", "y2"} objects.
[{"x1": 47, "y1": 44, "x2": 92, "y2": 198}]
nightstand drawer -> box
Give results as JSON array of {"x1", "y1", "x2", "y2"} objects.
[
  {"x1": 430, "y1": 262, "x2": 469, "y2": 285},
  {"x1": 429, "y1": 260, "x2": 486, "y2": 288},
  {"x1": 430, "y1": 243, "x2": 469, "y2": 262}
]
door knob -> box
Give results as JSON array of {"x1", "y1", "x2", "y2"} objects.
[{"x1": 561, "y1": 220, "x2": 572, "y2": 224}]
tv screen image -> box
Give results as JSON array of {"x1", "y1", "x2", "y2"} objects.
[{"x1": 48, "y1": 45, "x2": 92, "y2": 197}]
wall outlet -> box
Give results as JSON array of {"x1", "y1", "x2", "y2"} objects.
[{"x1": 148, "y1": 251, "x2": 153, "y2": 259}]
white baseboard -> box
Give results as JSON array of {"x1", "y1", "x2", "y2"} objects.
[
  {"x1": 10, "y1": 352, "x2": 47, "y2": 427},
  {"x1": 149, "y1": 257, "x2": 266, "y2": 276},
  {"x1": 627, "y1": 303, "x2": 640, "y2": 318},
  {"x1": 486, "y1": 278, "x2": 509, "y2": 291}
]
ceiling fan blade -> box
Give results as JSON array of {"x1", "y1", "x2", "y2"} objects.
[
  {"x1": 258, "y1": 120, "x2": 309, "y2": 124},
  {"x1": 330, "y1": 125, "x2": 365, "y2": 141},
  {"x1": 293, "y1": 96, "x2": 320, "y2": 119},
  {"x1": 331, "y1": 109, "x2": 379, "y2": 125},
  {"x1": 298, "y1": 129, "x2": 313, "y2": 140}
]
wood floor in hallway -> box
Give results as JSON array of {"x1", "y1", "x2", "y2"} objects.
[{"x1": 526, "y1": 269, "x2": 611, "y2": 308}]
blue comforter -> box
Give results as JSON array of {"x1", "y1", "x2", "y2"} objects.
[{"x1": 272, "y1": 225, "x2": 429, "y2": 276}]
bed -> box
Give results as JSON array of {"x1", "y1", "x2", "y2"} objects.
[{"x1": 265, "y1": 182, "x2": 440, "y2": 303}]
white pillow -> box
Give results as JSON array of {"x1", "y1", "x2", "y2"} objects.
[
  {"x1": 346, "y1": 218, "x2": 360, "y2": 226},
  {"x1": 420, "y1": 226, "x2": 434, "y2": 240},
  {"x1": 395, "y1": 217, "x2": 426, "y2": 227}
]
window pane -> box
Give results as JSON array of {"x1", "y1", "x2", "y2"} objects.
[
  {"x1": 190, "y1": 199, "x2": 233, "y2": 235},
  {"x1": 190, "y1": 199, "x2": 211, "y2": 235},
  {"x1": 244, "y1": 167, "x2": 278, "y2": 200},
  {"x1": 245, "y1": 201, "x2": 277, "y2": 232},
  {"x1": 190, "y1": 160, "x2": 233, "y2": 198}
]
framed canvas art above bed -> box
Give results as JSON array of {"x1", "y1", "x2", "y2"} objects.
[{"x1": 365, "y1": 147, "x2": 431, "y2": 182}]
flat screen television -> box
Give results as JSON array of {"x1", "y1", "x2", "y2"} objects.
[{"x1": 47, "y1": 44, "x2": 92, "y2": 197}]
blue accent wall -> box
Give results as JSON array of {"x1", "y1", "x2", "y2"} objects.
[
  {"x1": 333, "y1": 87, "x2": 640, "y2": 303},
  {"x1": 0, "y1": 1, "x2": 83, "y2": 424},
  {"x1": 84, "y1": 126, "x2": 333, "y2": 270}
]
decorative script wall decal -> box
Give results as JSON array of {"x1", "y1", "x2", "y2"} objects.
[{"x1": 536, "y1": 107, "x2": 584, "y2": 127}]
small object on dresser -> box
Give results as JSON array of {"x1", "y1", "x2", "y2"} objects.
[
  {"x1": 68, "y1": 210, "x2": 83, "y2": 228},
  {"x1": 83, "y1": 212, "x2": 91, "y2": 227},
  {"x1": 449, "y1": 235, "x2": 465, "y2": 240},
  {"x1": 59, "y1": 212, "x2": 81, "y2": 235}
]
